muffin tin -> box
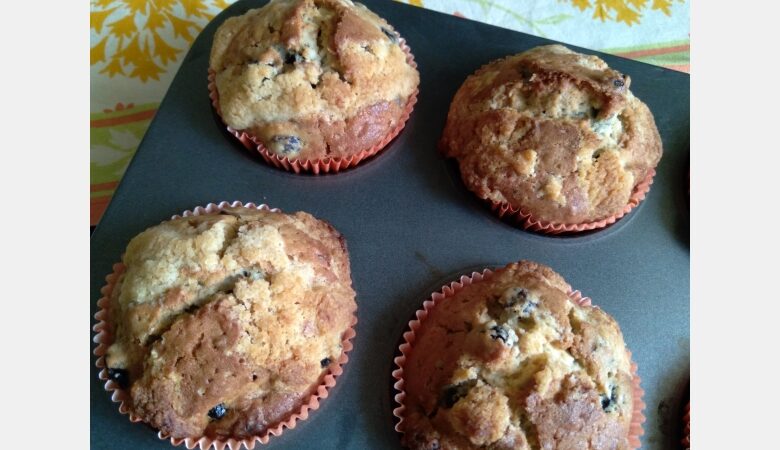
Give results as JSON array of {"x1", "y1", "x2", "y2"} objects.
[{"x1": 90, "y1": 0, "x2": 690, "y2": 448}]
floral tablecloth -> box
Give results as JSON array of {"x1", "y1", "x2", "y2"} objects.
[{"x1": 90, "y1": 0, "x2": 689, "y2": 225}]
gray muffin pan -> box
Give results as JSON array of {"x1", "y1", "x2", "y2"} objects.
[{"x1": 90, "y1": 0, "x2": 690, "y2": 448}]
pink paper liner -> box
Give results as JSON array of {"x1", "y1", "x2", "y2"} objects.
[
  {"x1": 489, "y1": 169, "x2": 656, "y2": 235},
  {"x1": 391, "y1": 266, "x2": 646, "y2": 449},
  {"x1": 93, "y1": 201, "x2": 358, "y2": 450},
  {"x1": 682, "y1": 402, "x2": 690, "y2": 449},
  {"x1": 208, "y1": 40, "x2": 418, "y2": 174}
]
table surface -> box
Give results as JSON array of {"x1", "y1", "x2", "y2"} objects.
[
  {"x1": 90, "y1": 0, "x2": 690, "y2": 225},
  {"x1": 90, "y1": 0, "x2": 690, "y2": 449}
]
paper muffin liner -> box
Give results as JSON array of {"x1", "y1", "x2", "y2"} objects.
[
  {"x1": 208, "y1": 40, "x2": 418, "y2": 174},
  {"x1": 682, "y1": 401, "x2": 690, "y2": 449},
  {"x1": 93, "y1": 201, "x2": 358, "y2": 450},
  {"x1": 488, "y1": 169, "x2": 656, "y2": 235},
  {"x1": 391, "y1": 267, "x2": 646, "y2": 449}
]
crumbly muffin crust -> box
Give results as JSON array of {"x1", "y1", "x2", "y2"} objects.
[
  {"x1": 210, "y1": 0, "x2": 419, "y2": 160},
  {"x1": 401, "y1": 261, "x2": 634, "y2": 450},
  {"x1": 440, "y1": 45, "x2": 662, "y2": 224},
  {"x1": 104, "y1": 207, "x2": 356, "y2": 439}
]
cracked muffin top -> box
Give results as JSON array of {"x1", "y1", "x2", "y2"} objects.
[
  {"x1": 400, "y1": 261, "x2": 634, "y2": 450},
  {"x1": 209, "y1": 0, "x2": 419, "y2": 160},
  {"x1": 103, "y1": 206, "x2": 356, "y2": 440},
  {"x1": 440, "y1": 45, "x2": 662, "y2": 224}
]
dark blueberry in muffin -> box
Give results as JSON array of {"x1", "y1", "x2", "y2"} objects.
[
  {"x1": 499, "y1": 287, "x2": 528, "y2": 307},
  {"x1": 284, "y1": 51, "x2": 303, "y2": 65},
  {"x1": 520, "y1": 299, "x2": 538, "y2": 317},
  {"x1": 269, "y1": 135, "x2": 302, "y2": 155},
  {"x1": 600, "y1": 394, "x2": 611, "y2": 410},
  {"x1": 208, "y1": 403, "x2": 228, "y2": 420},
  {"x1": 320, "y1": 357, "x2": 331, "y2": 368},
  {"x1": 489, "y1": 325, "x2": 510, "y2": 344},
  {"x1": 600, "y1": 386, "x2": 619, "y2": 413},
  {"x1": 411, "y1": 433, "x2": 441, "y2": 450},
  {"x1": 519, "y1": 66, "x2": 534, "y2": 82},
  {"x1": 440, "y1": 382, "x2": 471, "y2": 408},
  {"x1": 380, "y1": 27, "x2": 399, "y2": 44},
  {"x1": 108, "y1": 368, "x2": 129, "y2": 389}
]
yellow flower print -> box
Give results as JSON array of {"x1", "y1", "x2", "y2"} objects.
[
  {"x1": 91, "y1": 37, "x2": 108, "y2": 64},
  {"x1": 91, "y1": 7, "x2": 117, "y2": 33},
  {"x1": 563, "y1": 0, "x2": 684, "y2": 25},
  {"x1": 90, "y1": 0, "x2": 236, "y2": 82}
]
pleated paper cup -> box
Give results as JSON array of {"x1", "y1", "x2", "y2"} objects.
[
  {"x1": 208, "y1": 41, "x2": 418, "y2": 174},
  {"x1": 93, "y1": 201, "x2": 357, "y2": 449},
  {"x1": 391, "y1": 266, "x2": 646, "y2": 448},
  {"x1": 489, "y1": 170, "x2": 656, "y2": 235}
]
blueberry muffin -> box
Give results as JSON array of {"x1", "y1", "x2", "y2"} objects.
[
  {"x1": 400, "y1": 261, "x2": 635, "y2": 449},
  {"x1": 209, "y1": 0, "x2": 419, "y2": 161},
  {"x1": 103, "y1": 206, "x2": 356, "y2": 440},
  {"x1": 440, "y1": 45, "x2": 662, "y2": 225}
]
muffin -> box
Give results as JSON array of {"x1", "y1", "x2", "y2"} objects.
[
  {"x1": 99, "y1": 205, "x2": 356, "y2": 441},
  {"x1": 209, "y1": 0, "x2": 419, "y2": 170},
  {"x1": 440, "y1": 45, "x2": 662, "y2": 230},
  {"x1": 396, "y1": 261, "x2": 637, "y2": 449}
]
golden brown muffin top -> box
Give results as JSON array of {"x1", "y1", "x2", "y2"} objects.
[
  {"x1": 210, "y1": 0, "x2": 419, "y2": 160},
  {"x1": 104, "y1": 207, "x2": 356, "y2": 439},
  {"x1": 440, "y1": 45, "x2": 662, "y2": 224},
  {"x1": 401, "y1": 261, "x2": 634, "y2": 450}
]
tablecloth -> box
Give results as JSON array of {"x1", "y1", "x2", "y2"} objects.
[{"x1": 90, "y1": 0, "x2": 689, "y2": 225}]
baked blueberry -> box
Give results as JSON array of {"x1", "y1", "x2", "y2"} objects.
[
  {"x1": 107, "y1": 368, "x2": 129, "y2": 389},
  {"x1": 208, "y1": 403, "x2": 227, "y2": 420},
  {"x1": 320, "y1": 357, "x2": 331, "y2": 368},
  {"x1": 520, "y1": 298, "x2": 538, "y2": 317},
  {"x1": 440, "y1": 382, "x2": 471, "y2": 408},
  {"x1": 410, "y1": 433, "x2": 441, "y2": 450},
  {"x1": 380, "y1": 27, "x2": 399, "y2": 44},
  {"x1": 269, "y1": 135, "x2": 302, "y2": 156},
  {"x1": 489, "y1": 324, "x2": 512, "y2": 344},
  {"x1": 498, "y1": 287, "x2": 528, "y2": 307},
  {"x1": 600, "y1": 386, "x2": 619, "y2": 413},
  {"x1": 519, "y1": 66, "x2": 534, "y2": 82},
  {"x1": 284, "y1": 51, "x2": 303, "y2": 65},
  {"x1": 600, "y1": 394, "x2": 611, "y2": 410}
]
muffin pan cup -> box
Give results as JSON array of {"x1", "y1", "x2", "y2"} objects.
[
  {"x1": 207, "y1": 40, "x2": 419, "y2": 174},
  {"x1": 391, "y1": 266, "x2": 646, "y2": 449},
  {"x1": 91, "y1": 1, "x2": 689, "y2": 448},
  {"x1": 92, "y1": 201, "x2": 358, "y2": 450}
]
